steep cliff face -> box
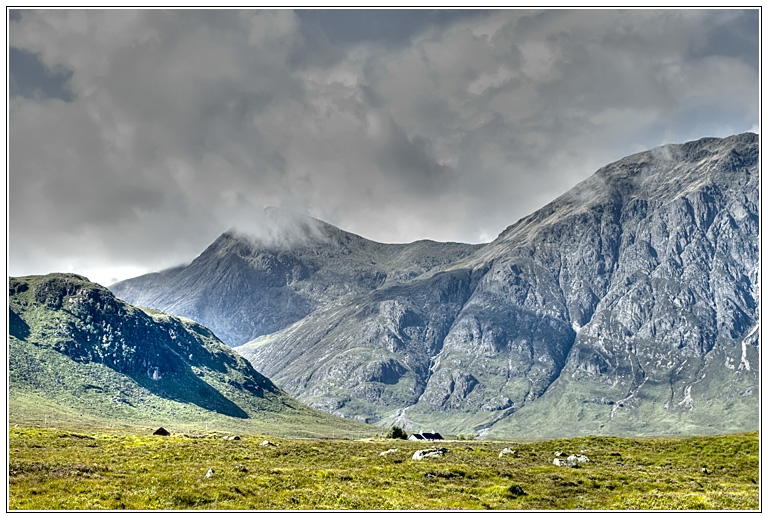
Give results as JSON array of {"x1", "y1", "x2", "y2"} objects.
[
  {"x1": 238, "y1": 267, "x2": 486, "y2": 423},
  {"x1": 238, "y1": 133, "x2": 759, "y2": 436},
  {"x1": 406, "y1": 133, "x2": 760, "y2": 436}
]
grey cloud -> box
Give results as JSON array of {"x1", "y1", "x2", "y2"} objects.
[
  {"x1": 289, "y1": 9, "x2": 490, "y2": 70},
  {"x1": 374, "y1": 118, "x2": 454, "y2": 194},
  {"x1": 8, "y1": 9, "x2": 759, "y2": 284}
]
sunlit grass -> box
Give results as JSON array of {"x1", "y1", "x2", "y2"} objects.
[{"x1": 8, "y1": 427, "x2": 758, "y2": 510}]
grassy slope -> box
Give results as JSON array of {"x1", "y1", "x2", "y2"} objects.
[
  {"x1": 9, "y1": 274, "x2": 378, "y2": 439},
  {"x1": 9, "y1": 336, "x2": 373, "y2": 439},
  {"x1": 8, "y1": 426, "x2": 758, "y2": 510}
]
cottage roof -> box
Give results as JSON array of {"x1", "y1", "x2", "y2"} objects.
[{"x1": 408, "y1": 432, "x2": 443, "y2": 440}]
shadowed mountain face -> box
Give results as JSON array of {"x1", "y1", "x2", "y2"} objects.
[{"x1": 115, "y1": 133, "x2": 760, "y2": 437}]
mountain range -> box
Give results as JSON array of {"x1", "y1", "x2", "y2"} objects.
[{"x1": 111, "y1": 132, "x2": 759, "y2": 437}]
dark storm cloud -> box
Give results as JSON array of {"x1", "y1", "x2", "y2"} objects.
[
  {"x1": 8, "y1": 9, "x2": 759, "y2": 284},
  {"x1": 9, "y1": 46, "x2": 75, "y2": 101},
  {"x1": 289, "y1": 9, "x2": 488, "y2": 69},
  {"x1": 374, "y1": 118, "x2": 454, "y2": 194},
  {"x1": 688, "y1": 9, "x2": 759, "y2": 69}
]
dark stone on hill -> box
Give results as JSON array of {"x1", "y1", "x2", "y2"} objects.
[
  {"x1": 510, "y1": 485, "x2": 527, "y2": 496},
  {"x1": 153, "y1": 427, "x2": 170, "y2": 436}
]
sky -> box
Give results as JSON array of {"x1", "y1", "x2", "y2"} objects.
[{"x1": 8, "y1": 8, "x2": 760, "y2": 286}]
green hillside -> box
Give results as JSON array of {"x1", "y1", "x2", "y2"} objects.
[{"x1": 8, "y1": 273, "x2": 377, "y2": 438}]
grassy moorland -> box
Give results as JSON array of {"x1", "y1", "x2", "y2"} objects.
[{"x1": 8, "y1": 426, "x2": 758, "y2": 510}]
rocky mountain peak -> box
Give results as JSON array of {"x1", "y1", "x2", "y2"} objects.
[
  {"x1": 221, "y1": 206, "x2": 359, "y2": 252},
  {"x1": 484, "y1": 133, "x2": 758, "y2": 255}
]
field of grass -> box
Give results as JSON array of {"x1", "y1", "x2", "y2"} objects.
[{"x1": 8, "y1": 426, "x2": 758, "y2": 510}]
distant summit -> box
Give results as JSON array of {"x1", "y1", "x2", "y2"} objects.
[
  {"x1": 111, "y1": 212, "x2": 481, "y2": 347},
  {"x1": 229, "y1": 206, "x2": 350, "y2": 250}
]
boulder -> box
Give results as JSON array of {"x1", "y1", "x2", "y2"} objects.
[
  {"x1": 510, "y1": 485, "x2": 527, "y2": 496},
  {"x1": 499, "y1": 447, "x2": 517, "y2": 458},
  {"x1": 568, "y1": 454, "x2": 591, "y2": 465},
  {"x1": 205, "y1": 468, "x2": 215, "y2": 478},
  {"x1": 260, "y1": 440, "x2": 275, "y2": 447},
  {"x1": 380, "y1": 448, "x2": 398, "y2": 456},
  {"x1": 413, "y1": 447, "x2": 449, "y2": 460},
  {"x1": 553, "y1": 454, "x2": 591, "y2": 468}
]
